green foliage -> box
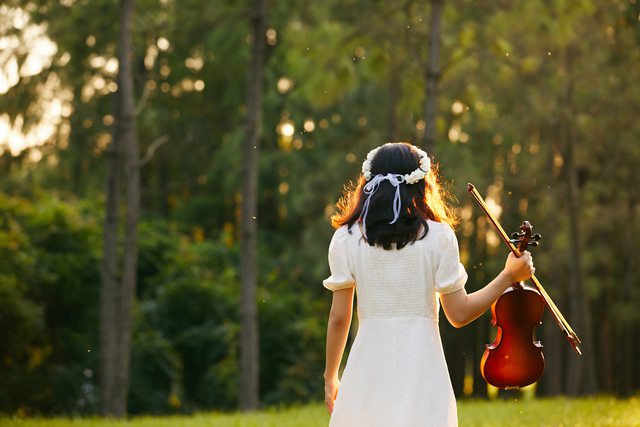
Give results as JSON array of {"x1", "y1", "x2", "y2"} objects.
[
  {"x1": 0, "y1": 193, "x2": 100, "y2": 414},
  {"x1": 128, "y1": 329, "x2": 181, "y2": 415},
  {"x1": 0, "y1": 193, "x2": 332, "y2": 415},
  {"x1": 148, "y1": 238, "x2": 241, "y2": 411}
]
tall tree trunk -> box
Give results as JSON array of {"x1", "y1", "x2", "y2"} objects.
[
  {"x1": 420, "y1": 0, "x2": 443, "y2": 154},
  {"x1": 114, "y1": 0, "x2": 139, "y2": 416},
  {"x1": 540, "y1": 138, "x2": 564, "y2": 396},
  {"x1": 239, "y1": 0, "x2": 266, "y2": 411},
  {"x1": 620, "y1": 326, "x2": 635, "y2": 395},
  {"x1": 562, "y1": 47, "x2": 596, "y2": 396},
  {"x1": 472, "y1": 235, "x2": 488, "y2": 397},
  {"x1": 600, "y1": 309, "x2": 613, "y2": 392},
  {"x1": 100, "y1": 0, "x2": 138, "y2": 416},
  {"x1": 617, "y1": 197, "x2": 638, "y2": 395},
  {"x1": 541, "y1": 306, "x2": 563, "y2": 395},
  {"x1": 99, "y1": 71, "x2": 122, "y2": 418},
  {"x1": 387, "y1": 49, "x2": 400, "y2": 142}
]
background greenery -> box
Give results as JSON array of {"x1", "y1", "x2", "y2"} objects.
[{"x1": 1, "y1": 0, "x2": 639, "y2": 416}]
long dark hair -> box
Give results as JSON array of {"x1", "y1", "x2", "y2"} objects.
[{"x1": 331, "y1": 142, "x2": 458, "y2": 250}]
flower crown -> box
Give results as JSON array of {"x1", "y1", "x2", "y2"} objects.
[{"x1": 361, "y1": 145, "x2": 431, "y2": 184}]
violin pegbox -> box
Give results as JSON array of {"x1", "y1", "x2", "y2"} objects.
[{"x1": 509, "y1": 221, "x2": 541, "y2": 251}]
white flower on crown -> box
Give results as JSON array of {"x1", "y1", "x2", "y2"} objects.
[{"x1": 361, "y1": 144, "x2": 430, "y2": 185}]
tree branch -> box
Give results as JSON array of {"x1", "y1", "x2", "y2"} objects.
[{"x1": 139, "y1": 135, "x2": 169, "y2": 167}]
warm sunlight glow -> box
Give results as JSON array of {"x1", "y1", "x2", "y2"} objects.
[
  {"x1": 157, "y1": 37, "x2": 170, "y2": 51},
  {"x1": 278, "y1": 182, "x2": 289, "y2": 195},
  {"x1": 266, "y1": 28, "x2": 277, "y2": 46},
  {"x1": 277, "y1": 77, "x2": 293, "y2": 94},
  {"x1": 451, "y1": 100, "x2": 465, "y2": 115},
  {"x1": 486, "y1": 229, "x2": 501, "y2": 248},
  {"x1": 145, "y1": 44, "x2": 159, "y2": 70},
  {"x1": 181, "y1": 78, "x2": 194, "y2": 91},
  {"x1": 303, "y1": 118, "x2": 315, "y2": 132},
  {"x1": 484, "y1": 196, "x2": 503, "y2": 220},
  {"x1": 0, "y1": 6, "x2": 71, "y2": 158},
  {"x1": 277, "y1": 116, "x2": 295, "y2": 151},
  {"x1": 512, "y1": 143, "x2": 522, "y2": 154},
  {"x1": 0, "y1": 7, "x2": 57, "y2": 94},
  {"x1": 194, "y1": 79, "x2": 205, "y2": 91},
  {"x1": 460, "y1": 205, "x2": 473, "y2": 221},
  {"x1": 185, "y1": 52, "x2": 204, "y2": 72},
  {"x1": 280, "y1": 122, "x2": 295, "y2": 137},
  {"x1": 448, "y1": 123, "x2": 461, "y2": 142}
]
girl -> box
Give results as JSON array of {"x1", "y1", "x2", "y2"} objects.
[{"x1": 322, "y1": 142, "x2": 534, "y2": 426}]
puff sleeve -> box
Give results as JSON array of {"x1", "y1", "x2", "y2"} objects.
[
  {"x1": 434, "y1": 224, "x2": 468, "y2": 294},
  {"x1": 322, "y1": 226, "x2": 356, "y2": 291}
]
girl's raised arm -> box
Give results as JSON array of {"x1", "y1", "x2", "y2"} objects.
[{"x1": 439, "y1": 252, "x2": 534, "y2": 328}]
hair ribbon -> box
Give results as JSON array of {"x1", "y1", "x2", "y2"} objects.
[{"x1": 359, "y1": 173, "x2": 406, "y2": 239}]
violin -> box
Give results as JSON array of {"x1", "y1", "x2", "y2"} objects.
[
  {"x1": 467, "y1": 183, "x2": 582, "y2": 389},
  {"x1": 481, "y1": 221, "x2": 544, "y2": 388}
]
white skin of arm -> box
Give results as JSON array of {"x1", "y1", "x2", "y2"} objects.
[
  {"x1": 323, "y1": 286, "x2": 355, "y2": 414},
  {"x1": 440, "y1": 251, "x2": 535, "y2": 328}
]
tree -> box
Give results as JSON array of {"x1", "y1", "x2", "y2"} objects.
[
  {"x1": 99, "y1": 0, "x2": 140, "y2": 416},
  {"x1": 560, "y1": 45, "x2": 596, "y2": 396},
  {"x1": 421, "y1": 0, "x2": 444, "y2": 154},
  {"x1": 239, "y1": 0, "x2": 267, "y2": 411}
]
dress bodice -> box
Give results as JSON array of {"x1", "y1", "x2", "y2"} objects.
[{"x1": 323, "y1": 220, "x2": 468, "y2": 321}]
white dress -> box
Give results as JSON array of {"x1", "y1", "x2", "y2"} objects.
[{"x1": 323, "y1": 220, "x2": 468, "y2": 427}]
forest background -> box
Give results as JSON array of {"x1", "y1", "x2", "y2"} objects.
[{"x1": 1, "y1": 0, "x2": 639, "y2": 417}]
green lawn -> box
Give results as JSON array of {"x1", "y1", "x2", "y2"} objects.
[{"x1": 1, "y1": 397, "x2": 638, "y2": 427}]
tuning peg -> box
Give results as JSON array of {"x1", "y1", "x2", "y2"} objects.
[
  {"x1": 511, "y1": 231, "x2": 525, "y2": 239},
  {"x1": 532, "y1": 233, "x2": 542, "y2": 241},
  {"x1": 509, "y1": 238, "x2": 522, "y2": 244},
  {"x1": 527, "y1": 241, "x2": 539, "y2": 247}
]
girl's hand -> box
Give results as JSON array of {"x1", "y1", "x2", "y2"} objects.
[
  {"x1": 504, "y1": 251, "x2": 535, "y2": 283},
  {"x1": 324, "y1": 376, "x2": 340, "y2": 414}
]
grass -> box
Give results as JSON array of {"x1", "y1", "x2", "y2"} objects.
[
  {"x1": 458, "y1": 397, "x2": 640, "y2": 427},
  {"x1": 1, "y1": 397, "x2": 638, "y2": 427}
]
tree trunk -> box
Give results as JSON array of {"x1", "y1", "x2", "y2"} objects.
[
  {"x1": 239, "y1": 0, "x2": 267, "y2": 411},
  {"x1": 620, "y1": 325, "x2": 635, "y2": 395},
  {"x1": 114, "y1": 0, "x2": 139, "y2": 417},
  {"x1": 600, "y1": 310, "x2": 613, "y2": 392},
  {"x1": 617, "y1": 197, "x2": 638, "y2": 395},
  {"x1": 539, "y1": 138, "x2": 564, "y2": 396},
  {"x1": 387, "y1": 49, "x2": 400, "y2": 142},
  {"x1": 541, "y1": 306, "x2": 563, "y2": 395},
  {"x1": 99, "y1": 0, "x2": 138, "y2": 417},
  {"x1": 562, "y1": 47, "x2": 596, "y2": 396},
  {"x1": 472, "y1": 235, "x2": 488, "y2": 398},
  {"x1": 99, "y1": 72, "x2": 122, "y2": 418},
  {"x1": 420, "y1": 0, "x2": 443, "y2": 154}
]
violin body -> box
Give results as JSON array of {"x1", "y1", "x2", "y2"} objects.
[{"x1": 480, "y1": 284, "x2": 545, "y2": 389}]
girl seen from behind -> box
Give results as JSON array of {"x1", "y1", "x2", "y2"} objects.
[{"x1": 323, "y1": 142, "x2": 534, "y2": 426}]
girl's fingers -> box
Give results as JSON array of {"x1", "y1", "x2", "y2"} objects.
[{"x1": 325, "y1": 398, "x2": 334, "y2": 414}]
